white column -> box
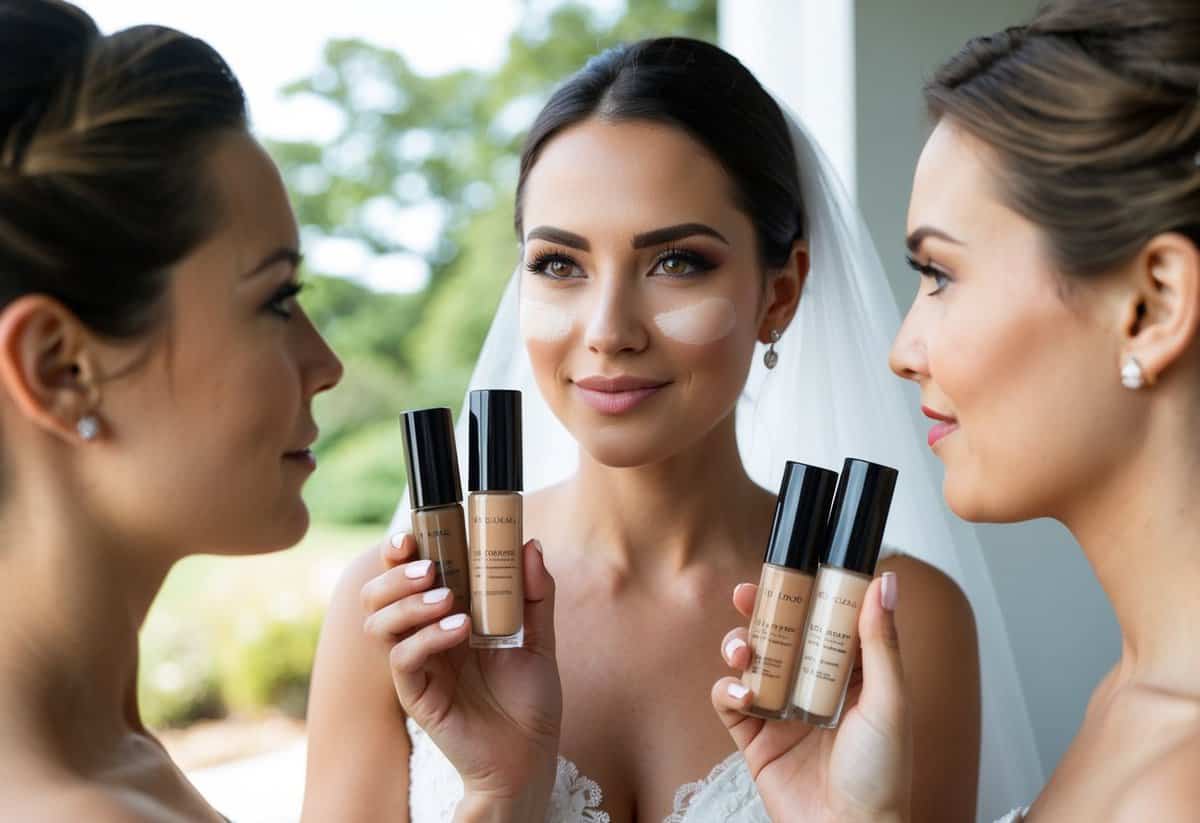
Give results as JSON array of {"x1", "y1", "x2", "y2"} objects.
[{"x1": 718, "y1": 0, "x2": 857, "y2": 197}]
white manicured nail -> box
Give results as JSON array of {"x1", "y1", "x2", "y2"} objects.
[
  {"x1": 727, "y1": 683, "x2": 750, "y2": 700},
  {"x1": 423, "y1": 587, "x2": 450, "y2": 605},
  {"x1": 439, "y1": 614, "x2": 468, "y2": 631},
  {"x1": 390, "y1": 532, "x2": 407, "y2": 549},
  {"x1": 405, "y1": 560, "x2": 433, "y2": 579},
  {"x1": 724, "y1": 637, "x2": 747, "y2": 661}
]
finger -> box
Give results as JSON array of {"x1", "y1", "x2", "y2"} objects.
[
  {"x1": 855, "y1": 573, "x2": 908, "y2": 739},
  {"x1": 360, "y1": 559, "x2": 437, "y2": 614},
  {"x1": 389, "y1": 612, "x2": 471, "y2": 720},
  {"x1": 710, "y1": 676, "x2": 764, "y2": 752},
  {"x1": 732, "y1": 582, "x2": 757, "y2": 618},
  {"x1": 721, "y1": 627, "x2": 751, "y2": 671},
  {"x1": 363, "y1": 586, "x2": 457, "y2": 640},
  {"x1": 381, "y1": 532, "x2": 417, "y2": 568},
  {"x1": 521, "y1": 539, "x2": 556, "y2": 658}
]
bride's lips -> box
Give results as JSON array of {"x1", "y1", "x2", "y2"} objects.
[
  {"x1": 573, "y1": 375, "x2": 672, "y2": 415},
  {"x1": 922, "y1": 406, "x2": 959, "y2": 448}
]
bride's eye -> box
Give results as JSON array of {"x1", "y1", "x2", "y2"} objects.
[
  {"x1": 904, "y1": 254, "x2": 953, "y2": 296},
  {"x1": 651, "y1": 249, "x2": 716, "y2": 278},
  {"x1": 526, "y1": 252, "x2": 583, "y2": 280}
]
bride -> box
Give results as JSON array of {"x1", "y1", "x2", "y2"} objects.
[{"x1": 303, "y1": 37, "x2": 1041, "y2": 822}]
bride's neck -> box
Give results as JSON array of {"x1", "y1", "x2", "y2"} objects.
[
  {"x1": 1063, "y1": 424, "x2": 1200, "y2": 695},
  {"x1": 0, "y1": 478, "x2": 170, "y2": 762},
  {"x1": 568, "y1": 413, "x2": 768, "y2": 573}
]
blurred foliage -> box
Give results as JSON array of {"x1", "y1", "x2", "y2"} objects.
[
  {"x1": 218, "y1": 611, "x2": 326, "y2": 719},
  {"x1": 277, "y1": 0, "x2": 717, "y2": 524}
]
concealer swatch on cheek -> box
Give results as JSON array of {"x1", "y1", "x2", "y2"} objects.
[
  {"x1": 654, "y1": 297, "x2": 737, "y2": 345},
  {"x1": 520, "y1": 298, "x2": 576, "y2": 342}
]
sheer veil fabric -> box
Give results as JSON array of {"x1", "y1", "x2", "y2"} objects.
[{"x1": 391, "y1": 107, "x2": 1044, "y2": 821}]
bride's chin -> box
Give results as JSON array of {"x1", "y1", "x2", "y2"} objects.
[{"x1": 576, "y1": 431, "x2": 678, "y2": 470}]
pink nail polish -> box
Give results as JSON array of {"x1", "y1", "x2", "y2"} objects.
[{"x1": 881, "y1": 571, "x2": 898, "y2": 612}]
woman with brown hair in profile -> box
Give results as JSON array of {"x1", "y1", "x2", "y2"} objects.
[
  {"x1": 0, "y1": 1, "x2": 343, "y2": 819},
  {"x1": 711, "y1": 1, "x2": 1200, "y2": 820}
]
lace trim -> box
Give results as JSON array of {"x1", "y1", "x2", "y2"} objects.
[
  {"x1": 548, "y1": 758, "x2": 610, "y2": 822},
  {"x1": 664, "y1": 750, "x2": 746, "y2": 823}
]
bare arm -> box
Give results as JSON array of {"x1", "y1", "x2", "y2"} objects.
[
  {"x1": 302, "y1": 546, "x2": 411, "y2": 823},
  {"x1": 879, "y1": 554, "x2": 982, "y2": 823}
]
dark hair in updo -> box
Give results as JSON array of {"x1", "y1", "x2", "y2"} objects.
[
  {"x1": 925, "y1": 0, "x2": 1200, "y2": 278},
  {"x1": 0, "y1": 0, "x2": 248, "y2": 338},
  {"x1": 514, "y1": 37, "x2": 804, "y2": 270}
]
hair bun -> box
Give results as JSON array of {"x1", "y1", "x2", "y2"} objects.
[{"x1": 0, "y1": 0, "x2": 99, "y2": 168}]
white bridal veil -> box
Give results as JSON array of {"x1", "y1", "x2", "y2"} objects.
[{"x1": 391, "y1": 107, "x2": 1044, "y2": 822}]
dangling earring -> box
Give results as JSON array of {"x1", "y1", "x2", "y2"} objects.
[
  {"x1": 1120, "y1": 355, "x2": 1146, "y2": 390},
  {"x1": 76, "y1": 415, "x2": 101, "y2": 441},
  {"x1": 764, "y1": 329, "x2": 781, "y2": 369}
]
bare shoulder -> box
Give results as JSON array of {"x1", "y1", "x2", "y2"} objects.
[
  {"x1": 877, "y1": 552, "x2": 975, "y2": 629},
  {"x1": 1113, "y1": 733, "x2": 1200, "y2": 822}
]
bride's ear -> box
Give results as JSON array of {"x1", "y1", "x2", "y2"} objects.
[{"x1": 758, "y1": 240, "x2": 808, "y2": 343}]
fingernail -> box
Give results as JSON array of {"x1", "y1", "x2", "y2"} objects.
[
  {"x1": 439, "y1": 613, "x2": 468, "y2": 631},
  {"x1": 404, "y1": 559, "x2": 433, "y2": 579},
  {"x1": 733, "y1": 583, "x2": 750, "y2": 597},
  {"x1": 423, "y1": 587, "x2": 450, "y2": 605},
  {"x1": 533, "y1": 539, "x2": 544, "y2": 554},
  {"x1": 390, "y1": 532, "x2": 408, "y2": 549},
  {"x1": 881, "y1": 571, "x2": 898, "y2": 612},
  {"x1": 723, "y1": 637, "x2": 747, "y2": 661},
  {"x1": 727, "y1": 683, "x2": 750, "y2": 700}
]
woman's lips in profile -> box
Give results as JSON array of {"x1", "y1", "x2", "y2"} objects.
[
  {"x1": 284, "y1": 431, "x2": 319, "y2": 468},
  {"x1": 922, "y1": 406, "x2": 959, "y2": 448},
  {"x1": 573, "y1": 375, "x2": 672, "y2": 415}
]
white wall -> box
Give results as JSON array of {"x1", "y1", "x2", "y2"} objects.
[{"x1": 720, "y1": 0, "x2": 1121, "y2": 789}]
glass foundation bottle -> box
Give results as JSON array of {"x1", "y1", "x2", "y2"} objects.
[
  {"x1": 741, "y1": 461, "x2": 838, "y2": 719},
  {"x1": 467, "y1": 389, "x2": 524, "y2": 649},
  {"x1": 791, "y1": 458, "x2": 898, "y2": 727},
  {"x1": 399, "y1": 407, "x2": 471, "y2": 610}
]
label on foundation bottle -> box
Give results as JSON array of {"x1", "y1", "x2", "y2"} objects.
[
  {"x1": 743, "y1": 564, "x2": 814, "y2": 714},
  {"x1": 468, "y1": 493, "x2": 523, "y2": 637},
  {"x1": 412, "y1": 505, "x2": 471, "y2": 608},
  {"x1": 792, "y1": 566, "x2": 872, "y2": 718}
]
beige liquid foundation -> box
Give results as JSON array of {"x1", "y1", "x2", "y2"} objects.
[
  {"x1": 741, "y1": 461, "x2": 838, "y2": 719},
  {"x1": 791, "y1": 458, "x2": 898, "y2": 728},
  {"x1": 467, "y1": 389, "x2": 524, "y2": 649},
  {"x1": 399, "y1": 407, "x2": 471, "y2": 610}
]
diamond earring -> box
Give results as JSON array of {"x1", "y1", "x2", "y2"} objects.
[
  {"x1": 1120, "y1": 355, "x2": 1145, "y2": 390},
  {"x1": 76, "y1": 415, "x2": 100, "y2": 441},
  {"x1": 764, "y1": 329, "x2": 782, "y2": 369}
]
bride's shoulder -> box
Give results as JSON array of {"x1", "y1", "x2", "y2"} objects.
[{"x1": 1111, "y1": 733, "x2": 1200, "y2": 822}]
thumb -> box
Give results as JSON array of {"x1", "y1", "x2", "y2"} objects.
[
  {"x1": 521, "y1": 539, "x2": 556, "y2": 658},
  {"x1": 855, "y1": 572, "x2": 908, "y2": 741}
]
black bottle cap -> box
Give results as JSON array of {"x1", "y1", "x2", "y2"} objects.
[
  {"x1": 823, "y1": 458, "x2": 899, "y2": 575},
  {"x1": 400, "y1": 407, "x2": 463, "y2": 510},
  {"x1": 468, "y1": 389, "x2": 523, "y2": 492},
  {"x1": 763, "y1": 461, "x2": 839, "y2": 574}
]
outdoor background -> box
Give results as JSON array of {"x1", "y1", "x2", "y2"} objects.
[{"x1": 89, "y1": 2, "x2": 1119, "y2": 821}]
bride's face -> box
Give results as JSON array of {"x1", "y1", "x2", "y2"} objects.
[
  {"x1": 890, "y1": 121, "x2": 1135, "y2": 522},
  {"x1": 517, "y1": 119, "x2": 779, "y2": 468}
]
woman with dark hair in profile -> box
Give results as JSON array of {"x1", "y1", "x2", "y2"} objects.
[
  {"x1": 305, "y1": 34, "x2": 1042, "y2": 823},
  {"x1": 711, "y1": 1, "x2": 1200, "y2": 821},
  {"x1": 0, "y1": 1, "x2": 342, "y2": 819}
]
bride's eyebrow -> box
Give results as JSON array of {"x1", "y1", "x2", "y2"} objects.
[
  {"x1": 525, "y1": 226, "x2": 589, "y2": 250},
  {"x1": 632, "y1": 223, "x2": 728, "y2": 248},
  {"x1": 905, "y1": 225, "x2": 964, "y2": 255}
]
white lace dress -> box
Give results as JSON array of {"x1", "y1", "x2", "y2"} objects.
[{"x1": 406, "y1": 718, "x2": 765, "y2": 822}]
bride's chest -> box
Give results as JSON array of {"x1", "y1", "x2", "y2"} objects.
[{"x1": 552, "y1": 592, "x2": 749, "y2": 822}]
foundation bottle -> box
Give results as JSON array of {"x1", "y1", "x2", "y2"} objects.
[
  {"x1": 467, "y1": 389, "x2": 524, "y2": 649},
  {"x1": 791, "y1": 458, "x2": 898, "y2": 727},
  {"x1": 400, "y1": 407, "x2": 471, "y2": 610},
  {"x1": 741, "y1": 461, "x2": 838, "y2": 719}
]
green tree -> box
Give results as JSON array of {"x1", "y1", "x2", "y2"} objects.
[{"x1": 275, "y1": 0, "x2": 717, "y2": 524}]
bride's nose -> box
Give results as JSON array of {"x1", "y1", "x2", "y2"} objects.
[{"x1": 583, "y1": 276, "x2": 649, "y2": 356}]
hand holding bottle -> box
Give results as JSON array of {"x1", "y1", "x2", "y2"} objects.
[
  {"x1": 711, "y1": 573, "x2": 911, "y2": 823},
  {"x1": 361, "y1": 533, "x2": 562, "y2": 821}
]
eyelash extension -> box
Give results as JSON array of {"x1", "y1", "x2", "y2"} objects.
[
  {"x1": 654, "y1": 247, "x2": 718, "y2": 276},
  {"x1": 525, "y1": 250, "x2": 580, "y2": 278},
  {"x1": 904, "y1": 254, "x2": 952, "y2": 294},
  {"x1": 267, "y1": 281, "x2": 305, "y2": 318}
]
